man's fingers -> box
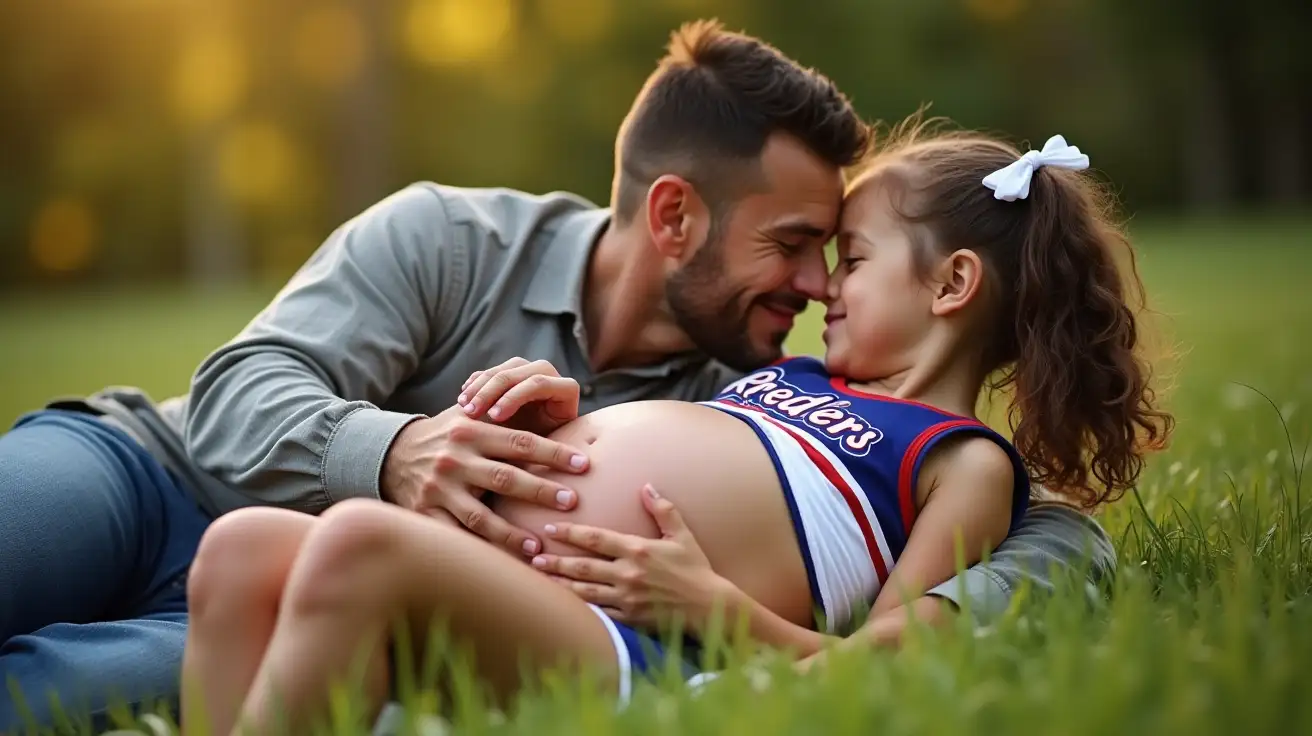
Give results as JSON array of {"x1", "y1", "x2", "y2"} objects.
[
  {"x1": 542, "y1": 522, "x2": 637, "y2": 559},
  {"x1": 440, "y1": 492, "x2": 542, "y2": 557},
  {"x1": 467, "y1": 456, "x2": 578, "y2": 510},
  {"x1": 485, "y1": 375, "x2": 578, "y2": 422},
  {"x1": 478, "y1": 424, "x2": 588, "y2": 474}
]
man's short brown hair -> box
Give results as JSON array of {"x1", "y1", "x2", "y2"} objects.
[{"x1": 613, "y1": 19, "x2": 871, "y2": 224}]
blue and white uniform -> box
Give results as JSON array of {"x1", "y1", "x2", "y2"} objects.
[{"x1": 594, "y1": 356, "x2": 1031, "y2": 702}]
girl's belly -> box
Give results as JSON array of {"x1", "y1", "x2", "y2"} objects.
[{"x1": 492, "y1": 401, "x2": 816, "y2": 629}]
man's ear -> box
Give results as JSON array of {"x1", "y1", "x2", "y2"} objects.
[
  {"x1": 930, "y1": 249, "x2": 985, "y2": 317},
  {"x1": 645, "y1": 175, "x2": 708, "y2": 261}
]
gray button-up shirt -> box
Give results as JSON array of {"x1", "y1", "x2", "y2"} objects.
[{"x1": 73, "y1": 182, "x2": 1114, "y2": 624}]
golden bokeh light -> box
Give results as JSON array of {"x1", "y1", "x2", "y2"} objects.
[
  {"x1": 171, "y1": 32, "x2": 248, "y2": 125},
  {"x1": 540, "y1": 0, "x2": 614, "y2": 45},
  {"x1": 29, "y1": 198, "x2": 99, "y2": 274},
  {"x1": 292, "y1": 4, "x2": 368, "y2": 88},
  {"x1": 217, "y1": 121, "x2": 302, "y2": 206},
  {"x1": 403, "y1": 0, "x2": 517, "y2": 68}
]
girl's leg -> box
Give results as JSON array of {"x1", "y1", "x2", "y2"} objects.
[
  {"x1": 234, "y1": 498, "x2": 619, "y2": 736},
  {"x1": 180, "y1": 507, "x2": 317, "y2": 736}
]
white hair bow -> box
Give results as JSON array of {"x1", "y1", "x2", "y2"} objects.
[{"x1": 981, "y1": 134, "x2": 1090, "y2": 201}]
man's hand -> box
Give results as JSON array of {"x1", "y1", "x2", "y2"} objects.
[
  {"x1": 457, "y1": 357, "x2": 580, "y2": 435},
  {"x1": 380, "y1": 403, "x2": 589, "y2": 556}
]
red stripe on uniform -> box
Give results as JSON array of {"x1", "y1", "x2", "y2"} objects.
[
  {"x1": 896, "y1": 420, "x2": 984, "y2": 535},
  {"x1": 714, "y1": 400, "x2": 889, "y2": 582},
  {"x1": 828, "y1": 377, "x2": 970, "y2": 417}
]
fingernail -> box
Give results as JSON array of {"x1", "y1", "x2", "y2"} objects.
[
  {"x1": 488, "y1": 405, "x2": 501, "y2": 419},
  {"x1": 531, "y1": 556, "x2": 546, "y2": 568},
  {"x1": 522, "y1": 538, "x2": 539, "y2": 555},
  {"x1": 570, "y1": 454, "x2": 586, "y2": 469},
  {"x1": 556, "y1": 489, "x2": 575, "y2": 509},
  {"x1": 544, "y1": 524, "x2": 558, "y2": 535},
  {"x1": 645, "y1": 484, "x2": 661, "y2": 499},
  {"x1": 457, "y1": 393, "x2": 467, "y2": 405},
  {"x1": 463, "y1": 402, "x2": 476, "y2": 415}
]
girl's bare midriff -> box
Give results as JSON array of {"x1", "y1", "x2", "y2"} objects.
[{"x1": 491, "y1": 400, "x2": 817, "y2": 629}]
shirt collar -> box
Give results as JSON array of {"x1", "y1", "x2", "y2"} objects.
[
  {"x1": 520, "y1": 204, "x2": 710, "y2": 380},
  {"x1": 521, "y1": 206, "x2": 611, "y2": 316}
]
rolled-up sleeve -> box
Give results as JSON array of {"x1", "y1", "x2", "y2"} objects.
[
  {"x1": 185, "y1": 184, "x2": 470, "y2": 513},
  {"x1": 926, "y1": 503, "x2": 1117, "y2": 625}
]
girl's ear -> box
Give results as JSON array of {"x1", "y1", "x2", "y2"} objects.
[{"x1": 931, "y1": 249, "x2": 984, "y2": 316}]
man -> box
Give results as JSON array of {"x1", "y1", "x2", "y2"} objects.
[{"x1": 0, "y1": 19, "x2": 1114, "y2": 731}]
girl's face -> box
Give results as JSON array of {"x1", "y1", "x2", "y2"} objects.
[{"x1": 822, "y1": 180, "x2": 938, "y2": 380}]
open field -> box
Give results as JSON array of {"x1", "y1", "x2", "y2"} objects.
[{"x1": 2, "y1": 213, "x2": 1310, "y2": 734}]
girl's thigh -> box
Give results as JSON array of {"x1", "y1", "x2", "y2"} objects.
[{"x1": 310, "y1": 500, "x2": 626, "y2": 703}]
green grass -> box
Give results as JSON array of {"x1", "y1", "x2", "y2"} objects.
[{"x1": 2, "y1": 214, "x2": 1311, "y2": 734}]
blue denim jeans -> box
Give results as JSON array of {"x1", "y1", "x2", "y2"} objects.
[{"x1": 0, "y1": 409, "x2": 213, "y2": 732}]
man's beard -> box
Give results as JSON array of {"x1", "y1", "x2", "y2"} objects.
[{"x1": 665, "y1": 233, "x2": 804, "y2": 373}]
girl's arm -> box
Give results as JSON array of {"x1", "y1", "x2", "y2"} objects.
[
  {"x1": 704, "y1": 435, "x2": 1016, "y2": 657},
  {"x1": 700, "y1": 576, "x2": 840, "y2": 656},
  {"x1": 793, "y1": 436, "x2": 1016, "y2": 672},
  {"x1": 866, "y1": 435, "x2": 1018, "y2": 622}
]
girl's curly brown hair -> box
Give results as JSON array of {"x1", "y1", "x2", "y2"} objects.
[{"x1": 851, "y1": 114, "x2": 1175, "y2": 509}]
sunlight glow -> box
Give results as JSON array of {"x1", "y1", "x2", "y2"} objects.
[
  {"x1": 171, "y1": 32, "x2": 248, "y2": 125},
  {"x1": 403, "y1": 0, "x2": 517, "y2": 68},
  {"x1": 218, "y1": 121, "x2": 302, "y2": 206}
]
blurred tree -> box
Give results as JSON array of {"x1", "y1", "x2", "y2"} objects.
[
  {"x1": 1101, "y1": 0, "x2": 1311, "y2": 210},
  {"x1": 333, "y1": 1, "x2": 393, "y2": 217},
  {"x1": 0, "y1": 0, "x2": 1307, "y2": 289},
  {"x1": 175, "y1": 2, "x2": 249, "y2": 288}
]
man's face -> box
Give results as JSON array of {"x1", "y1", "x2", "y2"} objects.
[{"x1": 666, "y1": 134, "x2": 843, "y2": 371}]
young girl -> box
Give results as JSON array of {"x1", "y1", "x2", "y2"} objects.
[{"x1": 179, "y1": 119, "x2": 1171, "y2": 735}]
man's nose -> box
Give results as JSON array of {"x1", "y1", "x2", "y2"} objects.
[{"x1": 792, "y1": 248, "x2": 830, "y2": 300}]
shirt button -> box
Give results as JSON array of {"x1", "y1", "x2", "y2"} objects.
[{"x1": 580, "y1": 384, "x2": 595, "y2": 398}]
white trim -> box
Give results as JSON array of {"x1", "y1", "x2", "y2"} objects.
[
  {"x1": 749, "y1": 406, "x2": 897, "y2": 576},
  {"x1": 712, "y1": 403, "x2": 882, "y2": 632},
  {"x1": 587, "y1": 604, "x2": 632, "y2": 707}
]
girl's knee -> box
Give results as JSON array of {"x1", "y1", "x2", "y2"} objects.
[
  {"x1": 314, "y1": 499, "x2": 408, "y2": 561},
  {"x1": 187, "y1": 507, "x2": 312, "y2": 618},
  {"x1": 285, "y1": 501, "x2": 422, "y2": 613}
]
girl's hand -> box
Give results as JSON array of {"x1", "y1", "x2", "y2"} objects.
[{"x1": 531, "y1": 484, "x2": 735, "y2": 630}]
